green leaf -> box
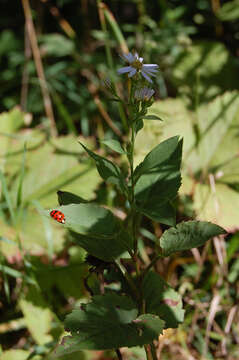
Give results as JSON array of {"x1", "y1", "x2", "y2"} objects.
[
  {"x1": 10, "y1": 135, "x2": 101, "y2": 208},
  {"x1": 143, "y1": 272, "x2": 184, "y2": 328},
  {"x1": 0, "y1": 350, "x2": 30, "y2": 360},
  {"x1": 143, "y1": 115, "x2": 163, "y2": 121},
  {"x1": 47, "y1": 204, "x2": 133, "y2": 261},
  {"x1": 49, "y1": 204, "x2": 117, "y2": 236},
  {"x1": 134, "y1": 138, "x2": 182, "y2": 226},
  {"x1": 134, "y1": 136, "x2": 181, "y2": 181},
  {"x1": 160, "y1": 221, "x2": 226, "y2": 256},
  {"x1": 70, "y1": 230, "x2": 132, "y2": 262},
  {"x1": 137, "y1": 93, "x2": 239, "y2": 229},
  {"x1": 60, "y1": 294, "x2": 164, "y2": 350},
  {"x1": 217, "y1": 0, "x2": 239, "y2": 21},
  {"x1": 19, "y1": 298, "x2": 53, "y2": 345},
  {"x1": 80, "y1": 142, "x2": 127, "y2": 194},
  {"x1": 40, "y1": 33, "x2": 75, "y2": 57},
  {"x1": 172, "y1": 42, "x2": 238, "y2": 103},
  {"x1": 57, "y1": 190, "x2": 88, "y2": 205},
  {"x1": 135, "y1": 119, "x2": 144, "y2": 134},
  {"x1": 136, "y1": 202, "x2": 176, "y2": 227},
  {"x1": 101, "y1": 139, "x2": 126, "y2": 154}
]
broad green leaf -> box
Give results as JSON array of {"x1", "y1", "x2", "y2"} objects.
[
  {"x1": 143, "y1": 272, "x2": 184, "y2": 328},
  {"x1": 137, "y1": 93, "x2": 239, "y2": 229},
  {"x1": 143, "y1": 114, "x2": 163, "y2": 121},
  {"x1": 10, "y1": 136, "x2": 101, "y2": 207},
  {"x1": 189, "y1": 91, "x2": 239, "y2": 173},
  {"x1": 193, "y1": 182, "x2": 239, "y2": 230},
  {"x1": 80, "y1": 142, "x2": 127, "y2": 194},
  {"x1": 133, "y1": 136, "x2": 180, "y2": 181},
  {"x1": 134, "y1": 138, "x2": 182, "y2": 226},
  {"x1": 49, "y1": 204, "x2": 117, "y2": 237},
  {"x1": 0, "y1": 108, "x2": 26, "y2": 169},
  {"x1": 57, "y1": 190, "x2": 88, "y2": 205},
  {"x1": 136, "y1": 201, "x2": 176, "y2": 227},
  {"x1": 30, "y1": 253, "x2": 87, "y2": 300},
  {"x1": 160, "y1": 220, "x2": 226, "y2": 256},
  {"x1": 0, "y1": 350, "x2": 31, "y2": 360},
  {"x1": 172, "y1": 42, "x2": 239, "y2": 103},
  {"x1": 217, "y1": 0, "x2": 239, "y2": 21},
  {"x1": 60, "y1": 294, "x2": 164, "y2": 350},
  {"x1": 47, "y1": 204, "x2": 133, "y2": 261},
  {"x1": 101, "y1": 139, "x2": 126, "y2": 154},
  {"x1": 70, "y1": 229, "x2": 132, "y2": 262},
  {"x1": 19, "y1": 298, "x2": 53, "y2": 345}
]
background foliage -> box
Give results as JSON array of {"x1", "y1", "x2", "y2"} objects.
[{"x1": 0, "y1": 0, "x2": 239, "y2": 359}]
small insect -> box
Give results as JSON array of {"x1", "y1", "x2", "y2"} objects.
[{"x1": 50, "y1": 210, "x2": 65, "y2": 224}]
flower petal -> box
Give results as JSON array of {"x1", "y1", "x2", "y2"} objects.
[
  {"x1": 122, "y1": 52, "x2": 135, "y2": 63},
  {"x1": 128, "y1": 68, "x2": 137, "y2": 77},
  {"x1": 142, "y1": 67, "x2": 158, "y2": 74},
  {"x1": 143, "y1": 70, "x2": 157, "y2": 77},
  {"x1": 141, "y1": 70, "x2": 153, "y2": 83},
  {"x1": 117, "y1": 66, "x2": 133, "y2": 74},
  {"x1": 142, "y1": 64, "x2": 159, "y2": 69}
]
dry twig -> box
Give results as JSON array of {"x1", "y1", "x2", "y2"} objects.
[{"x1": 21, "y1": 0, "x2": 57, "y2": 137}]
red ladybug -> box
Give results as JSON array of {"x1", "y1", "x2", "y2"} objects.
[{"x1": 50, "y1": 210, "x2": 65, "y2": 224}]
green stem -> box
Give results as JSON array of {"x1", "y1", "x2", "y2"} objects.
[
  {"x1": 142, "y1": 254, "x2": 163, "y2": 277},
  {"x1": 144, "y1": 343, "x2": 157, "y2": 360}
]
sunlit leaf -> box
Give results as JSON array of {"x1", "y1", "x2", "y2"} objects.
[
  {"x1": 101, "y1": 139, "x2": 126, "y2": 154},
  {"x1": 160, "y1": 220, "x2": 226, "y2": 256}
]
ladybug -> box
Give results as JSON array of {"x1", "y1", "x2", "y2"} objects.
[{"x1": 50, "y1": 210, "x2": 65, "y2": 224}]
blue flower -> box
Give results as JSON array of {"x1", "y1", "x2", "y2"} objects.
[{"x1": 117, "y1": 52, "x2": 158, "y2": 83}]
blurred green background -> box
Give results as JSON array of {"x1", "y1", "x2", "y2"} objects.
[{"x1": 0, "y1": 1, "x2": 239, "y2": 359}]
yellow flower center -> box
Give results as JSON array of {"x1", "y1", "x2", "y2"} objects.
[{"x1": 131, "y1": 59, "x2": 143, "y2": 70}]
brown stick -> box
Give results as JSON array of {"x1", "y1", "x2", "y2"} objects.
[
  {"x1": 21, "y1": 0, "x2": 57, "y2": 137},
  {"x1": 20, "y1": 24, "x2": 31, "y2": 111}
]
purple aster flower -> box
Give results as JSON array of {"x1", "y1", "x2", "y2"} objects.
[{"x1": 117, "y1": 52, "x2": 159, "y2": 83}]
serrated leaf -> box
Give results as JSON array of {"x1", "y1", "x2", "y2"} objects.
[
  {"x1": 101, "y1": 139, "x2": 126, "y2": 154},
  {"x1": 143, "y1": 272, "x2": 184, "y2": 328},
  {"x1": 143, "y1": 114, "x2": 163, "y2": 121},
  {"x1": 59, "y1": 294, "x2": 164, "y2": 350},
  {"x1": 160, "y1": 220, "x2": 226, "y2": 256},
  {"x1": 47, "y1": 204, "x2": 133, "y2": 261},
  {"x1": 80, "y1": 142, "x2": 127, "y2": 194}
]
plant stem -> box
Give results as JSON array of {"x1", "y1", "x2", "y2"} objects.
[
  {"x1": 115, "y1": 348, "x2": 123, "y2": 360},
  {"x1": 21, "y1": 0, "x2": 57, "y2": 137},
  {"x1": 143, "y1": 254, "x2": 163, "y2": 277}
]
